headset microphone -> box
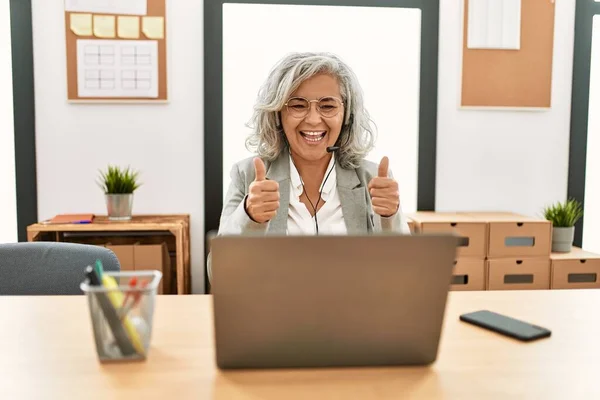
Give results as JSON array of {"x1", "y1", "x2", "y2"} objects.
[{"x1": 326, "y1": 146, "x2": 340, "y2": 153}]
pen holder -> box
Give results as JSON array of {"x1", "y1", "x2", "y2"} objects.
[{"x1": 80, "y1": 270, "x2": 162, "y2": 363}]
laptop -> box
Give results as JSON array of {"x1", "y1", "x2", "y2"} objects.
[{"x1": 211, "y1": 234, "x2": 458, "y2": 369}]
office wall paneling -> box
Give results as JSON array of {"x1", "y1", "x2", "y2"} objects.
[
  {"x1": 1, "y1": 1, "x2": 18, "y2": 242},
  {"x1": 9, "y1": 0, "x2": 38, "y2": 242}
]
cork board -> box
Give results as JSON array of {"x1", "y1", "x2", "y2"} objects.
[
  {"x1": 461, "y1": 0, "x2": 555, "y2": 108},
  {"x1": 64, "y1": 0, "x2": 167, "y2": 102}
]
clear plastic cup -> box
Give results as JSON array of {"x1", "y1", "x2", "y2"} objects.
[{"x1": 81, "y1": 270, "x2": 162, "y2": 362}]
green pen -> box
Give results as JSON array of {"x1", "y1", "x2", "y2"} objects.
[{"x1": 95, "y1": 259, "x2": 104, "y2": 280}]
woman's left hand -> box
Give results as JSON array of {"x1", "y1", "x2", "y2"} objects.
[{"x1": 368, "y1": 156, "x2": 400, "y2": 218}]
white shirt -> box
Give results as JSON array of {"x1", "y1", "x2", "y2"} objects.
[{"x1": 287, "y1": 155, "x2": 347, "y2": 235}]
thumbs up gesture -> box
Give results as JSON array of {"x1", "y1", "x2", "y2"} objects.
[
  {"x1": 245, "y1": 157, "x2": 280, "y2": 223},
  {"x1": 368, "y1": 156, "x2": 400, "y2": 218}
]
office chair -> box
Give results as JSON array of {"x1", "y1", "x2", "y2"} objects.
[{"x1": 0, "y1": 242, "x2": 121, "y2": 295}]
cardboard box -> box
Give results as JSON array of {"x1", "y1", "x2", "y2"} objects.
[
  {"x1": 487, "y1": 258, "x2": 550, "y2": 290},
  {"x1": 407, "y1": 212, "x2": 487, "y2": 258},
  {"x1": 451, "y1": 258, "x2": 486, "y2": 291},
  {"x1": 105, "y1": 244, "x2": 135, "y2": 271},
  {"x1": 105, "y1": 243, "x2": 170, "y2": 294},
  {"x1": 465, "y1": 212, "x2": 551, "y2": 258},
  {"x1": 551, "y1": 247, "x2": 600, "y2": 289}
]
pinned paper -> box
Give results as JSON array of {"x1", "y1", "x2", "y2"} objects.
[
  {"x1": 70, "y1": 13, "x2": 92, "y2": 36},
  {"x1": 142, "y1": 16, "x2": 164, "y2": 39},
  {"x1": 93, "y1": 15, "x2": 116, "y2": 38},
  {"x1": 77, "y1": 39, "x2": 158, "y2": 98},
  {"x1": 118, "y1": 16, "x2": 140, "y2": 39}
]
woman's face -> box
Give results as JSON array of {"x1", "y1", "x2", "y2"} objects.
[{"x1": 281, "y1": 74, "x2": 344, "y2": 163}]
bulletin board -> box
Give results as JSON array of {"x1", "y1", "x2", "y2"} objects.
[
  {"x1": 460, "y1": 0, "x2": 555, "y2": 108},
  {"x1": 64, "y1": 0, "x2": 168, "y2": 102}
]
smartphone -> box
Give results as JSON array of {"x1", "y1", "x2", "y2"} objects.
[{"x1": 459, "y1": 310, "x2": 551, "y2": 341}]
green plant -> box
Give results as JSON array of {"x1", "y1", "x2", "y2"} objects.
[
  {"x1": 542, "y1": 198, "x2": 583, "y2": 227},
  {"x1": 97, "y1": 165, "x2": 141, "y2": 194}
]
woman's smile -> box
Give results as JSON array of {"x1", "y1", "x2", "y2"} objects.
[{"x1": 299, "y1": 130, "x2": 327, "y2": 144}]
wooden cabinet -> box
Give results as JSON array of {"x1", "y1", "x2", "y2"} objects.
[{"x1": 27, "y1": 215, "x2": 191, "y2": 294}]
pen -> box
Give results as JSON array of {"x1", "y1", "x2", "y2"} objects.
[
  {"x1": 119, "y1": 279, "x2": 148, "y2": 320},
  {"x1": 101, "y1": 273, "x2": 146, "y2": 355},
  {"x1": 84, "y1": 265, "x2": 138, "y2": 356},
  {"x1": 94, "y1": 259, "x2": 104, "y2": 281},
  {"x1": 86, "y1": 265, "x2": 102, "y2": 286},
  {"x1": 121, "y1": 277, "x2": 138, "y2": 311}
]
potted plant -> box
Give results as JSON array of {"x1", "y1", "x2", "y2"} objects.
[
  {"x1": 542, "y1": 198, "x2": 583, "y2": 253},
  {"x1": 97, "y1": 165, "x2": 141, "y2": 221}
]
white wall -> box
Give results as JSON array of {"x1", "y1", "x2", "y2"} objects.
[
  {"x1": 32, "y1": 0, "x2": 205, "y2": 292},
  {"x1": 582, "y1": 15, "x2": 600, "y2": 254},
  {"x1": 222, "y1": 4, "x2": 421, "y2": 213},
  {"x1": 0, "y1": 0, "x2": 18, "y2": 244},
  {"x1": 436, "y1": 0, "x2": 575, "y2": 217}
]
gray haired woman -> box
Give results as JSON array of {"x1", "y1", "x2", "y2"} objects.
[{"x1": 212, "y1": 52, "x2": 410, "y2": 277}]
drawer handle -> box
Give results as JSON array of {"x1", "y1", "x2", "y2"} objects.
[
  {"x1": 568, "y1": 273, "x2": 597, "y2": 283},
  {"x1": 452, "y1": 275, "x2": 469, "y2": 285},
  {"x1": 505, "y1": 237, "x2": 535, "y2": 247},
  {"x1": 504, "y1": 274, "x2": 534, "y2": 284},
  {"x1": 457, "y1": 236, "x2": 470, "y2": 247}
]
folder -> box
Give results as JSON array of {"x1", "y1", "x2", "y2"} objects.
[{"x1": 48, "y1": 214, "x2": 94, "y2": 224}]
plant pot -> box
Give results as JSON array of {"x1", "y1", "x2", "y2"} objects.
[
  {"x1": 105, "y1": 194, "x2": 133, "y2": 221},
  {"x1": 552, "y1": 226, "x2": 574, "y2": 253}
]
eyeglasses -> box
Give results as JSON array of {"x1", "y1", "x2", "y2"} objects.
[{"x1": 284, "y1": 96, "x2": 344, "y2": 118}]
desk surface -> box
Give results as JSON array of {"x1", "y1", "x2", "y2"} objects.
[{"x1": 2, "y1": 291, "x2": 599, "y2": 399}]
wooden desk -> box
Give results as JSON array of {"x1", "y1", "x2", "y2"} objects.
[
  {"x1": 2, "y1": 291, "x2": 599, "y2": 399},
  {"x1": 27, "y1": 215, "x2": 191, "y2": 294}
]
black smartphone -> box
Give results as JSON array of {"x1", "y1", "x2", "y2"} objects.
[{"x1": 459, "y1": 310, "x2": 551, "y2": 341}]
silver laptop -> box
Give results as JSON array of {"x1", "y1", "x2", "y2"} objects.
[{"x1": 211, "y1": 234, "x2": 458, "y2": 369}]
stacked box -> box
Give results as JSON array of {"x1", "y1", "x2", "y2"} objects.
[
  {"x1": 407, "y1": 212, "x2": 487, "y2": 291},
  {"x1": 105, "y1": 242, "x2": 170, "y2": 294},
  {"x1": 551, "y1": 247, "x2": 600, "y2": 289},
  {"x1": 464, "y1": 212, "x2": 552, "y2": 291}
]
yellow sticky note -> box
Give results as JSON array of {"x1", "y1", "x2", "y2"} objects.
[
  {"x1": 142, "y1": 16, "x2": 164, "y2": 39},
  {"x1": 93, "y1": 15, "x2": 115, "y2": 38},
  {"x1": 70, "y1": 13, "x2": 92, "y2": 36},
  {"x1": 118, "y1": 16, "x2": 139, "y2": 39}
]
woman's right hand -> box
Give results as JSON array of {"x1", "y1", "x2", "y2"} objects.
[{"x1": 245, "y1": 158, "x2": 280, "y2": 223}]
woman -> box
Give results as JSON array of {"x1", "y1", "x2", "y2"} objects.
[{"x1": 210, "y1": 52, "x2": 410, "y2": 280}]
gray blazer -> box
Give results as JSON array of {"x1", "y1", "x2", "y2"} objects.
[{"x1": 208, "y1": 148, "x2": 411, "y2": 282}]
